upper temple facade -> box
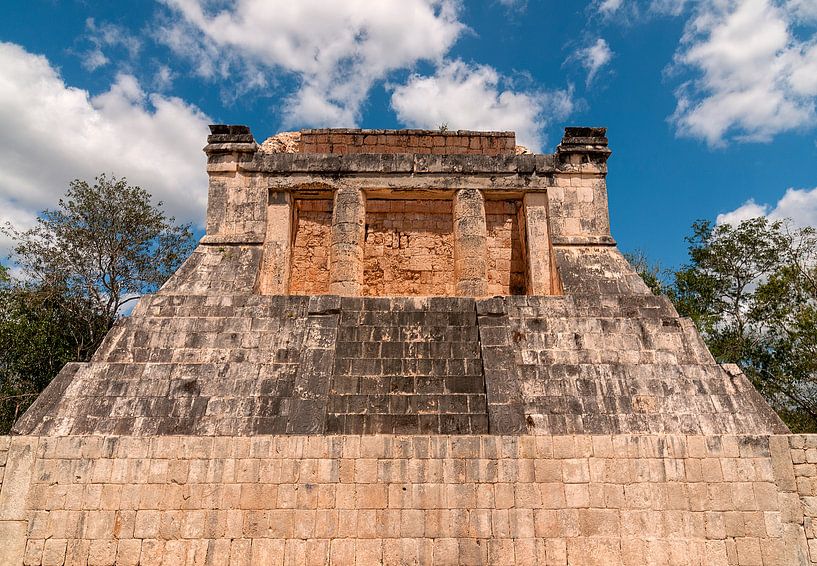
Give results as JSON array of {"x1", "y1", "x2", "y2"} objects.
[
  {"x1": 205, "y1": 126, "x2": 612, "y2": 298},
  {"x1": 13, "y1": 126, "x2": 787, "y2": 437}
]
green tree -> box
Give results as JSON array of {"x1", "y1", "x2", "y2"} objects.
[
  {"x1": 0, "y1": 175, "x2": 195, "y2": 433},
  {"x1": 0, "y1": 276, "x2": 108, "y2": 430},
  {"x1": 634, "y1": 217, "x2": 817, "y2": 432},
  {"x1": 750, "y1": 225, "x2": 817, "y2": 431},
  {"x1": 671, "y1": 218, "x2": 788, "y2": 363}
]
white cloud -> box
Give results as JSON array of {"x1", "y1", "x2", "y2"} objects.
[
  {"x1": 0, "y1": 42, "x2": 210, "y2": 256},
  {"x1": 498, "y1": 0, "x2": 528, "y2": 10},
  {"x1": 82, "y1": 48, "x2": 109, "y2": 72},
  {"x1": 716, "y1": 199, "x2": 770, "y2": 225},
  {"x1": 717, "y1": 187, "x2": 817, "y2": 227},
  {"x1": 389, "y1": 60, "x2": 573, "y2": 152},
  {"x1": 649, "y1": 0, "x2": 691, "y2": 17},
  {"x1": 82, "y1": 17, "x2": 142, "y2": 70},
  {"x1": 157, "y1": 0, "x2": 464, "y2": 128},
  {"x1": 575, "y1": 38, "x2": 614, "y2": 85},
  {"x1": 787, "y1": 0, "x2": 817, "y2": 23},
  {"x1": 671, "y1": 0, "x2": 817, "y2": 145},
  {"x1": 599, "y1": 0, "x2": 625, "y2": 16},
  {"x1": 153, "y1": 65, "x2": 174, "y2": 91}
]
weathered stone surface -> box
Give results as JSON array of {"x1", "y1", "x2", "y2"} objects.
[
  {"x1": 328, "y1": 187, "x2": 366, "y2": 296},
  {"x1": 289, "y1": 199, "x2": 333, "y2": 295},
  {"x1": 299, "y1": 128, "x2": 516, "y2": 156},
  {"x1": 1, "y1": 434, "x2": 816, "y2": 565},
  {"x1": 258, "y1": 131, "x2": 301, "y2": 154},
  {"x1": 14, "y1": 286, "x2": 786, "y2": 436},
  {"x1": 327, "y1": 298, "x2": 488, "y2": 434},
  {"x1": 363, "y1": 199, "x2": 456, "y2": 297},
  {"x1": 453, "y1": 189, "x2": 488, "y2": 297}
]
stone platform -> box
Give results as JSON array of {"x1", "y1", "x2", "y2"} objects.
[
  {"x1": 1, "y1": 434, "x2": 815, "y2": 565},
  {"x1": 13, "y1": 284, "x2": 785, "y2": 437},
  {"x1": 5, "y1": 126, "x2": 800, "y2": 564}
]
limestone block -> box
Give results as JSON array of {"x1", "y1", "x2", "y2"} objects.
[
  {"x1": 0, "y1": 521, "x2": 28, "y2": 565},
  {"x1": 0, "y1": 437, "x2": 38, "y2": 521},
  {"x1": 5, "y1": 431, "x2": 817, "y2": 564},
  {"x1": 524, "y1": 192, "x2": 556, "y2": 296}
]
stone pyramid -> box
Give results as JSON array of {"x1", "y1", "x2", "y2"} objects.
[
  {"x1": 2, "y1": 126, "x2": 813, "y2": 566},
  {"x1": 13, "y1": 126, "x2": 785, "y2": 438}
]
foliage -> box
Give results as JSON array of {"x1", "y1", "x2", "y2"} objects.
[
  {"x1": 4, "y1": 174, "x2": 194, "y2": 331},
  {"x1": 0, "y1": 279, "x2": 108, "y2": 432},
  {"x1": 0, "y1": 175, "x2": 195, "y2": 433},
  {"x1": 634, "y1": 217, "x2": 817, "y2": 432}
]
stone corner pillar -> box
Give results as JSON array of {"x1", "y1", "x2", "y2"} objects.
[
  {"x1": 552, "y1": 127, "x2": 613, "y2": 244},
  {"x1": 258, "y1": 191, "x2": 293, "y2": 295},
  {"x1": 329, "y1": 187, "x2": 366, "y2": 295},
  {"x1": 203, "y1": 124, "x2": 261, "y2": 239},
  {"x1": 453, "y1": 189, "x2": 488, "y2": 297}
]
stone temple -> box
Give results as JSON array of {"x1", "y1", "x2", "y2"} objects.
[{"x1": 1, "y1": 126, "x2": 815, "y2": 565}]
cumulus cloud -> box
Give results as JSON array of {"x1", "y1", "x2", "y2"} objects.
[
  {"x1": 574, "y1": 38, "x2": 614, "y2": 85},
  {"x1": 716, "y1": 199, "x2": 771, "y2": 225},
  {"x1": 0, "y1": 42, "x2": 210, "y2": 255},
  {"x1": 717, "y1": 187, "x2": 817, "y2": 227},
  {"x1": 389, "y1": 60, "x2": 573, "y2": 152},
  {"x1": 157, "y1": 0, "x2": 464, "y2": 127},
  {"x1": 671, "y1": 0, "x2": 817, "y2": 145},
  {"x1": 82, "y1": 48, "x2": 109, "y2": 72}
]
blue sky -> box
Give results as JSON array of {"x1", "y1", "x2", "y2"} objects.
[{"x1": 0, "y1": 0, "x2": 816, "y2": 270}]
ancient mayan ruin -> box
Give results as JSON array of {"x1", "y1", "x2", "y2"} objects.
[{"x1": 1, "y1": 125, "x2": 815, "y2": 564}]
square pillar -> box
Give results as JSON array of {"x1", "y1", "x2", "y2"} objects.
[
  {"x1": 203, "y1": 125, "x2": 262, "y2": 240},
  {"x1": 329, "y1": 187, "x2": 366, "y2": 295},
  {"x1": 257, "y1": 191, "x2": 293, "y2": 295},
  {"x1": 453, "y1": 189, "x2": 488, "y2": 296},
  {"x1": 523, "y1": 192, "x2": 554, "y2": 295}
]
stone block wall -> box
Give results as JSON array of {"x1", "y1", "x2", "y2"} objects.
[
  {"x1": 363, "y1": 200, "x2": 455, "y2": 297},
  {"x1": 485, "y1": 200, "x2": 526, "y2": 296},
  {"x1": 160, "y1": 246, "x2": 263, "y2": 296},
  {"x1": 299, "y1": 129, "x2": 516, "y2": 156},
  {"x1": 290, "y1": 199, "x2": 333, "y2": 295},
  {"x1": 1, "y1": 434, "x2": 816, "y2": 565},
  {"x1": 327, "y1": 298, "x2": 488, "y2": 435}
]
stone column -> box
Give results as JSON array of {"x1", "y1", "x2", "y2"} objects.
[
  {"x1": 523, "y1": 192, "x2": 554, "y2": 295},
  {"x1": 453, "y1": 189, "x2": 488, "y2": 296},
  {"x1": 329, "y1": 187, "x2": 366, "y2": 295},
  {"x1": 257, "y1": 191, "x2": 293, "y2": 295}
]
